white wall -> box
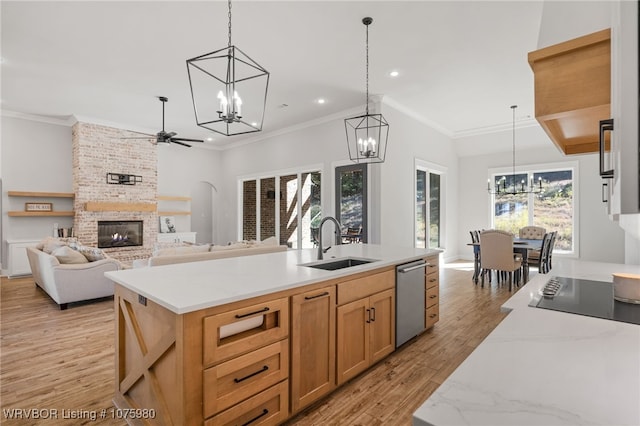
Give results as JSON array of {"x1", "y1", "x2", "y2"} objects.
[
  {"x1": 380, "y1": 103, "x2": 459, "y2": 260},
  {"x1": 157, "y1": 145, "x2": 223, "y2": 241},
  {"x1": 217, "y1": 116, "x2": 350, "y2": 245},
  {"x1": 1, "y1": 116, "x2": 74, "y2": 267},
  {"x1": 537, "y1": 1, "x2": 612, "y2": 49},
  {"x1": 218, "y1": 102, "x2": 461, "y2": 259},
  {"x1": 456, "y1": 125, "x2": 626, "y2": 263}
]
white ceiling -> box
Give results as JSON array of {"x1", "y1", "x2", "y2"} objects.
[{"x1": 1, "y1": 1, "x2": 545, "y2": 150}]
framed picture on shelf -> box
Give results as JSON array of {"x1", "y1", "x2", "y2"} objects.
[
  {"x1": 159, "y1": 216, "x2": 176, "y2": 233},
  {"x1": 25, "y1": 202, "x2": 52, "y2": 212}
]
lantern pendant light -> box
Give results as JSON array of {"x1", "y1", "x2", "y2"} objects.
[
  {"x1": 344, "y1": 17, "x2": 389, "y2": 164},
  {"x1": 186, "y1": 0, "x2": 269, "y2": 137}
]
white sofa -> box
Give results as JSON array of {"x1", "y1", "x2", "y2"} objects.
[
  {"x1": 26, "y1": 246, "x2": 122, "y2": 310},
  {"x1": 133, "y1": 239, "x2": 288, "y2": 268}
]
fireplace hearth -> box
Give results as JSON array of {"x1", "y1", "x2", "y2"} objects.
[{"x1": 98, "y1": 220, "x2": 143, "y2": 248}]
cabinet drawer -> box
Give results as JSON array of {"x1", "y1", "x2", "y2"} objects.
[
  {"x1": 205, "y1": 380, "x2": 289, "y2": 426},
  {"x1": 203, "y1": 340, "x2": 289, "y2": 418},
  {"x1": 426, "y1": 305, "x2": 439, "y2": 329},
  {"x1": 425, "y1": 256, "x2": 439, "y2": 276},
  {"x1": 203, "y1": 297, "x2": 289, "y2": 366},
  {"x1": 425, "y1": 273, "x2": 439, "y2": 289},
  {"x1": 426, "y1": 286, "x2": 439, "y2": 308},
  {"x1": 337, "y1": 270, "x2": 394, "y2": 306}
]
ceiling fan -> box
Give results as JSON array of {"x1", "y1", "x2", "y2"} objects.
[{"x1": 125, "y1": 96, "x2": 204, "y2": 147}]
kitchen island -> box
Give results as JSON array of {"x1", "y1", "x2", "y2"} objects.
[
  {"x1": 413, "y1": 259, "x2": 640, "y2": 426},
  {"x1": 106, "y1": 243, "x2": 440, "y2": 425}
]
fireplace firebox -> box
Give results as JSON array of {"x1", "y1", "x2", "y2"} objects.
[{"x1": 98, "y1": 220, "x2": 143, "y2": 248}]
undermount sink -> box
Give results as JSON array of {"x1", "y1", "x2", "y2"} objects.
[{"x1": 301, "y1": 257, "x2": 378, "y2": 271}]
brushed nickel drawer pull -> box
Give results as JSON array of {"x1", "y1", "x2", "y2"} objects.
[
  {"x1": 242, "y1": 408, "x2": 269, "y2": 426},
  {"x1": 235, "y1": 307, "x2": 269, "y2": 319},
  {"x1": 234, "y1": 365, "x2": 269, "y2": 383},
  {"x1": 366, "y1": 308, "x2": 371, "y2": 323},
  {"x1": 304, "y1": 291, "x2": 329, "y2": 300}
]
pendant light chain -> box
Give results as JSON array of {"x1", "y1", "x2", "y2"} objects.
[
  {"x1": 227, "y1": 0, "x2": 232, "y2": 48},
  {"x1": 365, "y1": 21, "x2": 370, "y2": 116},
  {"x1": 512, "y1": 105, "x2": 516, "y2": 181}
]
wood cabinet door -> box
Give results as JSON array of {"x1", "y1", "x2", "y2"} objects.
[
  {"x1": 369, "y1": 289, "x2": 395, "y2": 364},
  {"x1": 336, "y1": 298, "x2": 370, "y2": 385},
  {"x1": 290, "y1": 286, "x2": 336, "y2": 413}
]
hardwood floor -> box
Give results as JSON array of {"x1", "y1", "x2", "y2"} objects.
[{"x1": 0, "y1": 261, "x2": 520, "y2": 425}]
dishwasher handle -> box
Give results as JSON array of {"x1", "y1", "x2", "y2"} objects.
[{"x1": 397, "y1": 262, "x2": 426, "y2": 273}]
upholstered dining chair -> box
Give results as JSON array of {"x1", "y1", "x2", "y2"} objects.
[
  {"x1": 519, "y1": 226, "x2": 546, "y2": 240},
  {"x1": 479, "y1": 230, "x2": 522, "y2": 291}
]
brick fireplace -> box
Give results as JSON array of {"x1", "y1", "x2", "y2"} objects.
[{"x1": 72, "y1": 122, "x2": 157, "y2": 264}]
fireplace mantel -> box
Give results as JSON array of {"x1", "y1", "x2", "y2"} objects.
[{"x1": 84, "y1": 202, "x2": 156, "y2": 212}]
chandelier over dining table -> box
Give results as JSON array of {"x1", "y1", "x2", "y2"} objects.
[{"x1": 488, "y1": 105, "x2": 544, "y2": 196}]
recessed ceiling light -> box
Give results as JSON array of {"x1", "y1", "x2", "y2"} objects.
[
  {"x1": 317, "y1": 98, "x2": 326, "y2": 104},
  {"x1": 206, "y1": 137, "x2": 214, "y2": 142},
  {"x1": 251, "y1": 122, "x2": 258, "y2": 126},
  {"x1": 389, "y1": 70, "x2": 399, "y2": 77}
]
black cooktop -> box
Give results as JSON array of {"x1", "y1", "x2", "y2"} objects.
[{"x1": 530, "y1": 276, "x2": 640, "y2": 326}]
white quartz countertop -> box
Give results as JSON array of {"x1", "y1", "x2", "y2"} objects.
[
  {"x1": 413, "y1": 259, "x2": 640, "y2": 426},
  {"x1": 105, "y1": 243, "x2": 439, "y2": 314}
]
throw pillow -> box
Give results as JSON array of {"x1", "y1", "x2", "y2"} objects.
[
  {"x1": 40, "y1": 236, "x2": 78, "y2": 254},
  {"x1": 52, "y1": 245, "x2": 89, "y2": 264},
  {"x1": 69, "y1": 243, "x2": 107, "y2": 262},
  {"x1": 260, "y1": 236, "x2": 278, "y2": 246}
]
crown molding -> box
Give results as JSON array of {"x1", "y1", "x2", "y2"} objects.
[
  {"x1": 452, "y1": 118, "x2": 540, "y2": 139},
  {"x1": 214, "y1": 104, "x2": 365, "y2": 150},
  {"x1": 381, "y1": 96, "x2": 454, "y2": 138},
  {"x1": 1, "y1": 109, "x2": 76, "y2": 126}
]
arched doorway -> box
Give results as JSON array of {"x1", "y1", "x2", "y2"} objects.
[{"x1": 191, "y1": 181, "x2": 217, "y2": 244}]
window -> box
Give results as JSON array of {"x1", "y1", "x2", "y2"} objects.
[
  {"x1": 335, "y1": 164, "x2": 367, "y2": 243},
  {"x1": 240, "y1": 168, "x2": 322, "y2": 249},
  {"x1": 415, "y1": 160, "x2": 445, "y2": 249},
  {"x1": 490, "y1": 165, "x2": 576, "y2": 253}
]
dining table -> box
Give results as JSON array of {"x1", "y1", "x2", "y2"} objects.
[{"x1": 468, "y1": 238, "x2": 543, "y2": 285}]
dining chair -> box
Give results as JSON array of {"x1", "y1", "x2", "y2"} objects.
[
  {"x1": 479, "y1": 230, "x2": 522, "y2": 291},
  {"x1": 528, "y1": 231, "x2": 554, "y2": 273},
  {"x1": 470, "y1": 230, "x2": 481, "y2": 283},
  {"x1": 519, "y1": 226, "x2": 546, "y2": 240}
]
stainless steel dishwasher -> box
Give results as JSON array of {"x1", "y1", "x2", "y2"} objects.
[{"x1": 396, "y1": 259, "x2": 426, "y2": 347}]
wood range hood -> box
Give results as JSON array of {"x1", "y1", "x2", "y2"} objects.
[{"x1": 528, "y1": 29, "x2": 611, "y2": 155}]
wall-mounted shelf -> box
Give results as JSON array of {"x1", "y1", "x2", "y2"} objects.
[
  {"x1": 8, "y1": 191, "x2": 75, "y2": 198},
  {"x1": 157, "y1": 195, "x2": 191, "y2": 216},
  {"x1": 8, "y1": 190, "x2": 75, "y2": 217},
  {"x1": 157, "y1": 195, "x2": 191, "y2": 202},
  {"x1": 158, "y1": 211, "x2": 191, "y2": 216},
  {"x1": 8, "y1": 211, "x2": 74, "y2": 217}
]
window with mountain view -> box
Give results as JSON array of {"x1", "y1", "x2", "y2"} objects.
[{"x1": 491, "y1": 168, "x2": 574, "y2": 253}]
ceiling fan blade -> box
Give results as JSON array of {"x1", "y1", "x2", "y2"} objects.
[
  {"x1": 172, "y1": 137, "x2": 204, "y2": 143},
  {"x1": 170, "y1": 139, "x2": 192, "y2": 148}
]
